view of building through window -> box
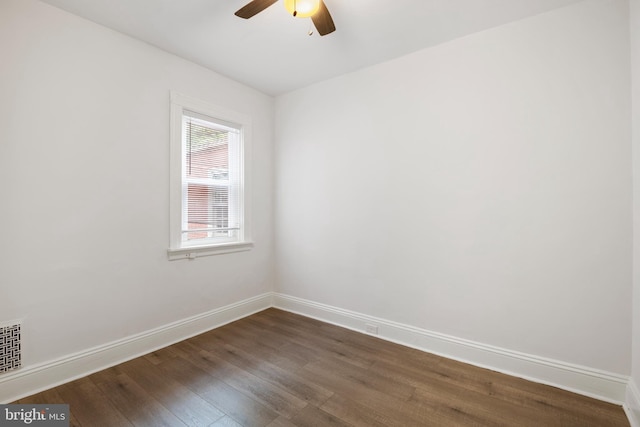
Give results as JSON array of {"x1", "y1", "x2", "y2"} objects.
[{"x1": 182, "y1": 113, "x2": 240, "y2": 244}]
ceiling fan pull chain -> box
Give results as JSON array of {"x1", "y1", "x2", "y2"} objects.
[{"x1": 293, "y1": 0, "x2": 297, "y2": 16}]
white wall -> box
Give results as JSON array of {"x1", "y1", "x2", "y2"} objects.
[
  {"x1": 275, "y1": 0, "x2": 631, "y2": 375},
  {"x1": 0, "y1": 0, "x2": 274, "y2": 368},
  {"x1": 630, "y1": 0, "x2": 640, "y2": 421}
]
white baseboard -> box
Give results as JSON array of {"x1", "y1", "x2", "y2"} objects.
[
  {"x1": 273, "y1": 293, "x2": 629, "y2": 405},
  {"x1": 0, "y1": 293, "x2": 273, "y2": 404},
  {"x1": 626, "y1": 380, "x2": 640, "y2": 427},
  {"x1": 1, "y1": 290, "x2": 631, "y2": 421}
]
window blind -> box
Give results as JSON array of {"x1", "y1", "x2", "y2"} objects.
[{"x1": 182, "y1": 111, "x2": 241, "y2": 244}]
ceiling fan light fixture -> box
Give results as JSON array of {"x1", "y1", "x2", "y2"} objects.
[{"x1": 283, "y1": 0, "x2": 320, "y2": 18}]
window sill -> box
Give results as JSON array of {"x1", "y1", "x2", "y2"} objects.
[{"x1": 167, "y1": 241, "x2": 254, "y2": 261}]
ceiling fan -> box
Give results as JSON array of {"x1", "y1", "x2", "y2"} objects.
[{"x1": 235, "y1": 0, "x2": 336, "y2": 36}]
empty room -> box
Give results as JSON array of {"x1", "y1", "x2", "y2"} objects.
[{"x1": 1, "y1": 0, "x2": 640, "y2": 425}]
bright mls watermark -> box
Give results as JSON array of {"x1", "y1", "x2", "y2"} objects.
[{"x1": 0, "y1": 405, "x2": 68, "y2": 426}]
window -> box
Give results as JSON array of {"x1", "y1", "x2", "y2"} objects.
[{"x1": 168, "y1": 92, "x2": 252, "y2": 260}]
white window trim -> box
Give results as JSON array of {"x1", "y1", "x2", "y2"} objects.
[{"x1": 168, "y1": 91, "x2": 253, "y2": 260}]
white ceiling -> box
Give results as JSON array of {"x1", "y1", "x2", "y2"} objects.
[{"x1": 38, "y1": 0, "x2": 584, "y2": 96}]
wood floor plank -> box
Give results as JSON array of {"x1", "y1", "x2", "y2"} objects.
[
  {"x1": 288, "y1": 405, "x2": 353, "y2": 427},
  {"x1": 14, "y1": 308, "x2": 630, "y2": 427},
  {"x1": 206, "y1": 341, "x2": 335, "y2": 406},
  {"x1": 91, "y1": 371, "x2": 187, "y2": 427},
  {"x1": 173, "y1": 341, "x2": 308, "y2": 419},
  {"x1": 409, "y1": 354, "x2": 628, "y2": 426},
  {"x1": 246, "y1": 314, "x2": 376, "y2": 369},
  {"x1": 407, "y1": 376, "x2": 545, "y2": 426},
  {"x1": 56, "y1": 377, "x2": 133, "y2": 427},
  {"x1": 16, "y1": 388, "x2": 82, "y2": 427},
  {"x1": 371, "y1": 351, "x2": 563, "y2": 420},
  {"x1": 117, "y1": 357, "x2": 226, "y2": 427},
  {"x1": 222, "y1": 320, "x2": 328, "y2": 366},
  {"x1": 156, "y1": 353, "x2": 280, "y2": 426},
  {"x1": 320, "y1": 394, "x2": 409, "y2": 427},
  {"x1": 296, "y1": 358, "x2": 448, "y2": 426},
  {"x1": 305, "y1": 357, "x2": 415, "y2": 401},
  {"x1": 203, "y1": 322, "x2": 310, "y2": 370},
  {"x1": 143, "y1": 346, "x2": 180, "y2": 365}
]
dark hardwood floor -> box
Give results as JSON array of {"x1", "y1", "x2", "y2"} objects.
[{"x1": 16, "y1": 308, "x2": 629, "y2": 426}]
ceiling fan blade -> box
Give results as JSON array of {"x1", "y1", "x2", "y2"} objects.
[
  {"x1": 311, "y1": 0, "x2": 336, "y2": 36},
  {"x1": 235, "y1": 0, "x2": 278, "y2": 19}
]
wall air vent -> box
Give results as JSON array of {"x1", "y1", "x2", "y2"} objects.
[{"x1": 0, "y1": 322, "x2": 21, "y2": 374}]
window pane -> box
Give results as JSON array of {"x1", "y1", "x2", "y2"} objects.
[{"x1": 182, "y1": 114, "x2": 240, "y2": 244}]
